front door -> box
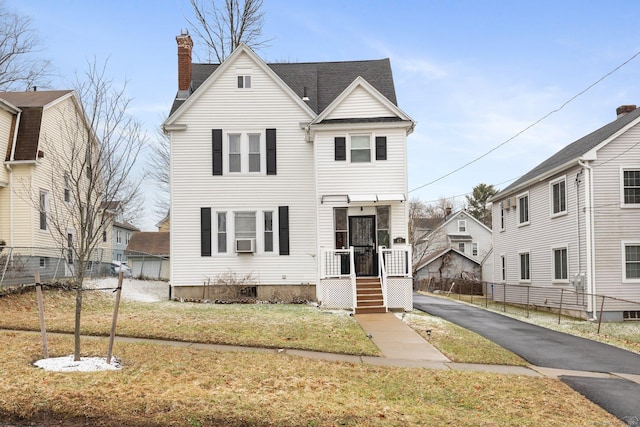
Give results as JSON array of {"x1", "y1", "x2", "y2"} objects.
[{"x1": 349, "y1": 216, "x2": 376, "y2": 276}]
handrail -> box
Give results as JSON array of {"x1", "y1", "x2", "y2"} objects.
[
  {"x1": 378, "y1": 247, "x2": 389, "y2": 310},
  {"x1": 349, "y1": 247, "x2": 356, "y2": 314}
]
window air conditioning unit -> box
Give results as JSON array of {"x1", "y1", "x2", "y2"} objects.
[{"x1": 235, "y1": 238, "x2": 256, "y2": 253}]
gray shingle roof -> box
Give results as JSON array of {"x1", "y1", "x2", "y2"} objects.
[
  {"x1": 170, "y1": 59, "x2": 397, "y2": 116},
  {"x1": 497, "y1": 107, "x2": 640, "y2": 197}
]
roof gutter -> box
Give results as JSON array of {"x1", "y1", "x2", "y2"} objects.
[{"x1": 489, "y1": 158, "x2": 583, "y2": 202}]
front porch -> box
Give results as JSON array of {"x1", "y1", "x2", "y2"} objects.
[{"x1": 319, "y1": 246, "x2": 413, "y2": 312}]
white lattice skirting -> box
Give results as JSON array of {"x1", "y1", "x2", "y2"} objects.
[
  {"x1": 386, "y1": 278, "x2": 413, "y2": 311},
  {"x1": 320, "y1": 278, "x2": 353, "y2": 309},
  {"x1": 320, "y1": 277, "x2": 413, "y2": 311}
]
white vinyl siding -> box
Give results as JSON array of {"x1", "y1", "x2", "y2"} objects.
[
  {"x1": 169, "y1": 51, "x2": 317, "y2": 286},
  {"x1": 324, "y1": 85, "x2": 394, "y2": 120}
]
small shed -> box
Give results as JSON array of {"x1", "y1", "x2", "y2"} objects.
[{"x1": 125, "y1": 232, "x2": 170, "y2": 280}]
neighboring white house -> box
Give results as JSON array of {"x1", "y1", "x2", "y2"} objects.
[
  {"x1": 490, "y1": 105, "x2": 640, "y2": 321},
  {"x1": 413, "y1": 210, "x2": 492, "y2": 282},
  {"x1": 0, "y1": 90, "x2": 105, "y2": 282},
  {"x1": 163, "y1": 34, "x2": 415, "y2": 312}
]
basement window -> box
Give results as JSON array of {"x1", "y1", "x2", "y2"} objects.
[{"x1": 623, "y1": 311, "x2": 640, "y2": 321}]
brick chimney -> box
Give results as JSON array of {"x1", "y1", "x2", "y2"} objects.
[
  {"x1": 176, "y1": 30, "x2": 193, "y2": 100},
  {"x1": 616, "y1": 105, "x2": 636, "y2": 118}
]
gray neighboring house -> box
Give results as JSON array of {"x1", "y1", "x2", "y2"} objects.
[
  {"x1": 100, "y1": 201, "x2": 139, "y2": 263},
  {"x1": 490, "y1": 105, "x2": 640, "y2": 321},
  {"x1": 413, "y1": 210, "x2": 492, "y2": 282}
]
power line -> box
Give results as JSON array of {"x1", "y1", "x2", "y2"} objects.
[{"x1": 409, "y1": 47, "x2": 640, "y2": 193}]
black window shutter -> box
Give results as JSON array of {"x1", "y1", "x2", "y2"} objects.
[
  {"x1": 201, "y1": 207, "x2": 212, "y2": 257},
  {"x1": 212, "y1": 129, "x2": 223, "y2": 175},
  {"x1": 376, "y1": 136, "x2": 387, "y2": 160},
  {"x1": 334, "y1": 137, "x2": 346, "y2": 161},
  {"x1": 266, "y1": 128, "x2": 277, "y2": 175},
  {"x1": 278, "y1": 206, "x2": 290, "y2": 255}
]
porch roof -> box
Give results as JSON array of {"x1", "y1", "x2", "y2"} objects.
[{"x1": 320, "y1": 193, "x2": 406, "y2": 204}]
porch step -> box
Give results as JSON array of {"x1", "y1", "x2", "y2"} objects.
[
  {"x1": 355, "y1": 306, "x2": 387, "y2": 314},
  {"x1": 355, "y1": 278, "x2": 386, "y2": 314}
]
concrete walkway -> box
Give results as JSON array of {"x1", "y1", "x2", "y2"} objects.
[{"x1": 354, "y1": 312, "x2": 449, "y2": 362}]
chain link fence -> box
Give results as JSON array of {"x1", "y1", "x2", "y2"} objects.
[
  {"x1": 415, "y1": 277, "x2": 640, "y2": 326},
  {"x1": 0, "y1": 246, "x2": 111, "y2": 288}
]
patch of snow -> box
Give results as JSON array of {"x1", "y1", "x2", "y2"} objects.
[
  {"x1": 84, "y1": 277, "x2": 169, "y2": 302},
  {"x1": 33, "y1": 355, "x2": 121, "y2": 372}
]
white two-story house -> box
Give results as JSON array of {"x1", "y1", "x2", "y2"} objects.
[
  {"x1": 163, "y1": 34, "x2": 415, "y2": 312},
  {"x1": 490, "y1": 105, "x2": 640, "y2": 321}
]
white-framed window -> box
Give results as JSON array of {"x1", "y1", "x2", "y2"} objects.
[
  {"x1": 228, "y1": 133, "x2": 241, "y2": 173},
  {"x1": 217, "y1": 212, "x2": 227, "y2": 253},
  {"x1": 264, "y1": 211, "x2": 273, "y2": 252},
  {"x1": 235, "y1": 211, "x2": 256, "y2": 239},
  {"x1": 458, "y1": 219, "x2": 467, "y2": 232},
  {"x1": 500, "y1": 205, "x2": 505, "y2": 231},
  {"x1": 116, "y1": 230, "x2": 122, "y2": 244},
  {"x1": 472, "y1": 242, "x2": 479, "y2": 256},
  {"x1": 39, "y1": 190, "x2": 48, "y2": 231},
  {"x1": 226, "y1": 132, "x2": 264, "y2": 174},
  {"x1": 237, "y1": 75, "x2": 251, "y2": 89},
  {"x1": 64, "y1": 172, "x2": 71, "y2": 203},
  {"x1": 500, "y1": 255, "x2": 506, "y2": 282},
  {"x1": 39, "y1": 257, "x2": 47, "y2": 268},
  {"x1": 621, "y1": 169, "x2": 640, "y2": 206},
  {"x1": 550, "y1": 176, "x2": 567, "y2": 216},
  {"x1": 552, "y1": 247, "x2": 568, "y2": 281},
  {"x1": 116, "y1": 253, "x2": 122, "y2": 261},
  {"x1": 623, "y1": 242, "x2": 640, "y2": 282},
  {"x1": 350, "y1": 134, "x2": 371, "y2": 163},
  {"x1": 102, "y1": 231, "x2": 107, "y2": 242},
  {"x1": 458, "y1": 242, "x2": 465, "y2": 252},
  {"x1": 334, "y1": 208, "x2": 348, "y2": 249},
  {"x1": 125, "y1": 232, "x2": 131, "y2": 245},
  {"x1": 248, "y1": 133, "x2": 261, "y2": 172},
  {"x1": 517, "y1": 193, "x2": 529, "y2": 226},
  {"x1": 519, "y1": 252, "x2": 531, "y2": 282}
]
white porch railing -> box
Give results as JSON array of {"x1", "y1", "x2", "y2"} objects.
[{"x1": 378, "y1": 246, "x2": 412, "y2": 308}]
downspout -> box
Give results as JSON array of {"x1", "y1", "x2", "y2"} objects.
[{"x1": 579, "y1": 160, "x2": 596, "y2": 319}]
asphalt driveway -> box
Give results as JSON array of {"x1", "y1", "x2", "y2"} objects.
[{"x1": 413, "y1": 293, "x2": 640, "y2": 423}]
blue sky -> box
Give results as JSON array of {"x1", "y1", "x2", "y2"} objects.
[{"x1": 8, "y1": 1, "x2": 640, "y2": 230}]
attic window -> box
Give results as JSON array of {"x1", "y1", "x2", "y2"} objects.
[{"x1": 237, "y1": 75, "x2": 251, "y2": 89}]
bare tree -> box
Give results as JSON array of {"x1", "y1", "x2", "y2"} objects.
[
  {"x1": 186, "y1": 0, "x2": 270, "y2": 62},
  {"x1": 41, "y1": 59, "x2": 147, "y2": 360},
  {"x1": 409, "y1": 197, "x2": 465, "y2": 276},
  {"x1": 0, "y1": 1, "x2": 50, "y2": 90},
  {"x1": 148, "y1": 123, "x2": 170, "y2": 218}
]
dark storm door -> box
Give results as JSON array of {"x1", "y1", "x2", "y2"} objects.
[{"x1": 349, "y1": 216, "x2": 377, "y2": 276}]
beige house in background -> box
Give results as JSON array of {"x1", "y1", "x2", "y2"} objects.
[{"x1": 0, "y1": 90, "x2": 104, "y2": 279}]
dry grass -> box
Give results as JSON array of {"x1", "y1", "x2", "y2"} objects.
[
  {"x1": 403, "y1": 311, "x2": 528, "y2": 366},
  {"x1": 0, "y1": 288, "x2": 379, "y2": 356},
  {"x1": 0, "y1": 332, "x2": 623, "y2": 427}
]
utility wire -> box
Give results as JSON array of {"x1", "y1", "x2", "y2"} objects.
[{"x1": 409, "y1": 47, "x2": 640, "y2": 193}]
